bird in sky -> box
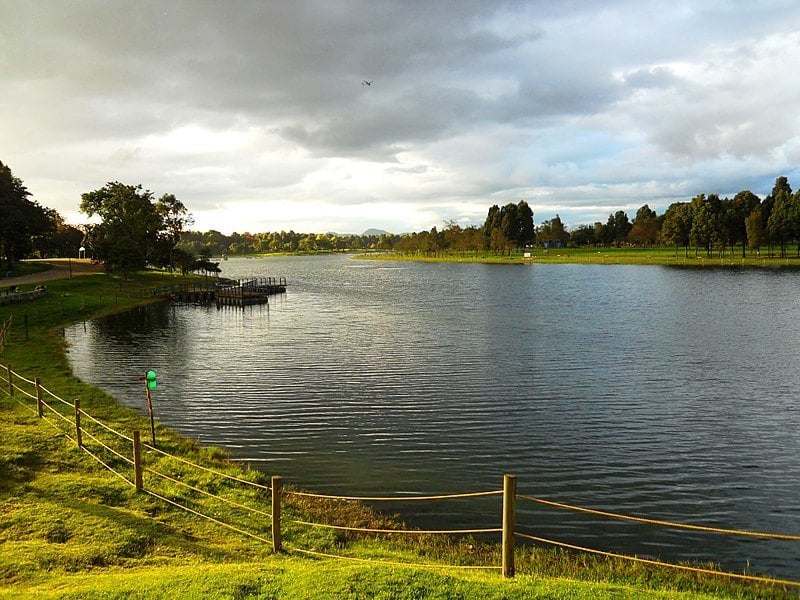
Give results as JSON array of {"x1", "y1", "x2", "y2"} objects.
[{"x1": 361, "y1": 80, "x2": 372, "y2": 86}]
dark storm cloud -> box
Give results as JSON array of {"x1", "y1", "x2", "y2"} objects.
[{"x1": 1, "y1": 0, "x2": 799, "y2": 232}]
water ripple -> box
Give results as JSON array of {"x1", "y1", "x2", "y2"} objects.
[{"x1": 65, "y1": 256, "x2": 800, "y2": 577}]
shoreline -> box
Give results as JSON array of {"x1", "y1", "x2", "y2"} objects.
[{"x1": 355, "y1": 249, "x2": 800, "y2": 268}]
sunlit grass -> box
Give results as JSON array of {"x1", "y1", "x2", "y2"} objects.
[{"x1": 360, "y1": 246, "x2": 800, "y2": 268}]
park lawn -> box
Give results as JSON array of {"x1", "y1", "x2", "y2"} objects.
[{"x1": 360, "y1": 245, "x2": 800, "y2": 268}]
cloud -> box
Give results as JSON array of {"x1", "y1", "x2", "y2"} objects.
[{"x1": 1, "y1": 1, "x2": 800, "y2": 233}]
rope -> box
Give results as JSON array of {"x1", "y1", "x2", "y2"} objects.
[
  {"x1": 80, "y1": 444, "x2": 135, "y2": 487},
  {"x1": 40, "y1": 399, "x2": 74, "y2": 425},
  {"x1": 78, "y1": 408, "x2": 134, "y2": 442},
  {"x1": 39, "y1": 384, "x2": 73, "y2": 407},
  {"x1": 13, "y1": 385, "x2": 37, "y2": 401},
  {"x1": 517, "y1": 494, "x2": 800, "y2": 541},
  {"x1": 80, "y1": 428, "x2": 135, "y2": 465},
  {"x1": 40, "y1": 413, "x2": 77, "y2": 444},
  {"x1": 12, "y1": 395, "x2": 39, "y2": 416},
  {"x1": 285, "y1": 489, "x2": 503, "y2": 502},
  {"x1": 144, "y1": 468, "x2": 272, "y2": 520},
  {"x1": 515, "y1": 532, "x2": 800, "y2": 588},
  {"x1": 289, "y1": 546, "x2": 502, "y2": 571},
  {"x1": 142, "y1": 488, "x2": 272, "y2": 545},
  {"x1": 142, "y1": 442, "x2": 271, "y2": 493},
  {"x1": 10, "y1": 370, "x2": 36, "y2": 385},
  {"x1": 288, "y1": 518, "x2": 501, "y2": 536}
]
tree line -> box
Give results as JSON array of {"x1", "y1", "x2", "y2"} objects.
[
  {"x1": 0, "y1": 160, "x2": 83, "y2": 273},
  {"x1": 177, "y1": 229, "x2": 401, "y2": 257},
  {"x1": 1, "y1": 160, "x2": 199, "y2": 277},
  {"x1": 390, "y1": 178, "x2": 799, "y2": 258},
  {"x1": 3, "y1": 155, "x2": 799, "y2": 272}
]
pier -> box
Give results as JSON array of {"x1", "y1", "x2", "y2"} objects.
[{"x1": 152, "y1": 277, "x2": 286, "y2": 307}]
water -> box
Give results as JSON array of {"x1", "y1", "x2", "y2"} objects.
[{"x1": 64, "y1": 255, "x2": 800, "y2": 578}]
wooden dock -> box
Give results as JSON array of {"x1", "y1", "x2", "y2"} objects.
[{"x1": 152, "y1": 277, "x2": 286, "y2": 307}]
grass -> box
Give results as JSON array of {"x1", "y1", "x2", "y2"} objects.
[
  {"x1": 360, "y1": 246, "x2": 800, "y2": 268},
  {"x1": 1, "y1": 261, "x2": 51, "y2": 279},
  {"x1": 0, "y1": 267, "x2": 796, "y2": 598}
]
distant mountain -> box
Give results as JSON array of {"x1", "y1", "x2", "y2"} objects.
[{"x1": 362, "y1": 228, "x2": 390, "y2": 236}]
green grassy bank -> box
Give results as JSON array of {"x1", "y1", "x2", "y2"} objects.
[
  {"x1": 360, "y1": 246, "x2": 800, "y2": 267},
  {"x1": 0, "y1": 268, "x2": 795, "y2": 598}
]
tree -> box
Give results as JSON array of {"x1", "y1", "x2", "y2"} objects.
[
  {"x1": 661, "y1": 202, "x2": 692, "y2": 257},
  {"x1": 489, "y1": 226, "x2": 507, "y2": 255},
  {"x1": 538, "y1": 215, "x2": 569, "y2": 246},
  {"x1": 745, "y1": 208, "x2": 765, "y2": 253},
  {"x1": 628, "y1": 205, "x2": 660, "y2": 246},
  {"x1": 601, "y1": 210, "x2": 632, "y2": 247},
  {"x1": 767, "y1": 188, "x2": 794, "y2": 258},
  {"x1": 500, "y1": 204, "x2": 520, "y2": 253},
  {"x1": 0, "y1": 160, "x2": 51, "y2": 272},
  {"x1": 689, "y1": 194, "x2": 722, "y2": 257},
  {"x1": 80, "y1": 182, "x2": 189, "y2": 276},
  {"x1": 31, "y1": 209, "x2": 84, "y2": 258},
  {"x1": 568, "y1": 224, "x2": 596, "y2": 246},
  {"x1": 483, "y1": 205, "x2": 501, "y2": 239},
  {"x1": 152, "y1": 193, "x2": 193, "y2": 270},
  {"x1": 515, "y1": 200, "x2": 535, "y2": 247},
  {"x1": 482, "y1": 201, "x2": 534, "y2": 253},
  {"x1": 729, "y1": 191, "x2": 761, "y2": 257}
]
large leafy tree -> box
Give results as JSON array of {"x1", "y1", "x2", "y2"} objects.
[
  {"x1": 538, "y1": 214, "x2": 569, "y2": 246},
  {"x1": 628, "y1": 204, "x2": 660, "y2": 246},
  {"x1": 603, "y1": 210, "x2": 632, "y2": 247},
  {"x1": 482, "y1": 201, "x2": 534, "y2": 254},
  {"x1": 661, "y1": 202, "x2": 693, "y2": 257},
  {"x1": 745, "y1": 208, "x2": 766, "y2": 253},
  {"x1": 568, "y1": 224, "x2": 596, "y2": 246},
  {"x1": 767, "y1": 188, "x2": 796, "y2": 258},
  {"x1": 31, "y1": 208, "x2": 84, "y2": 258},
  {"x1": 689, "y1": 194, "x2": 722, "y2": 257},
  {"x1": 80, "y1": 182, "x2": 190, "y2": 275},
  {"x1": 0, "y1": 160, "x2": 51, "y2": 272},
  {"x1": 727, "y1": 190, "x2": 761, "y2": 257},
  {"x1": 151, "y1": 193, "x2": 194, "y2": 270}
]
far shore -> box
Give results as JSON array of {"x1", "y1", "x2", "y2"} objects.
[{"x1": 354, "y1": 246, "x2": 800, "y2": 268}]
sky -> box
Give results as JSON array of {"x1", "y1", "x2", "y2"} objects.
[{"x1": 2, "y1": 1, "x2": 800, "y2": 235}]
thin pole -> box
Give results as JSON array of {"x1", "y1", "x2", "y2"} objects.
[
  {"x1": 143, "y1": 375, "x2": 156, "y2": 447},
  {"x1": 133, "y1": 430, "x2": 143, "y2": 491},
  {"x1": 35, "y1": 377, "x2": 43, "y2": 418},
  {"x1": 6, "y1": 365, "x2": 12, "y2": 397},
  {"x1": 74, "y1": 398, "x2": 82, "y2": 448},
  {"x1": 272, "y1": 475, "x2": 282, "y2": 553},
  {"x1": 502, "y1": 473, "x2": 517, "y2": 578}
]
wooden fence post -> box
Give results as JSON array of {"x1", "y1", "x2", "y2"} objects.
[
  {"x1": 35, "y1": 377, "x2": 43, "y2": 418},
  {"x1": 74, "y1": 398, "x2": 82, "y2": 448},
  {"x1": 6, "y1": 365, "x2": 12, "y2": 397},
  {"x1": 133, "y1": 430, "x2": 143, "y2": 491},
  {"x1": 272, "y1": 475, "x2": 282, "y2": 553},
  {"x1": 502, "y1": 473, "x2": 517, "y2": 578}
]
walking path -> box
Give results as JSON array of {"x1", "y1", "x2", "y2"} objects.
[{"x1": 2, "y1": 259, "x2": 104, "y2": 286}]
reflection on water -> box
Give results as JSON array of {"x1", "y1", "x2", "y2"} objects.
[{"x1": 65, "y1": 255, "x2": 800, "y2": 577}]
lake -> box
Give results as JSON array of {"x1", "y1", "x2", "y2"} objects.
[{"x1": 64, "y1": 255, "x2": 800, "y2": 578}]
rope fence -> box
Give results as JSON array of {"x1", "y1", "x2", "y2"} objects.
[
  {"x1": 284, "y1": 489, "x2": 503, "y2": 502},
  {"x1": 2, "y1": 361, "x2": 799, "y2": 588},
  {"x1": 517, "y1": 494, "x2": 800, "y2": 541},
  {"x1": 515, "y1": 532, "x2": 800, "y2": 588}
]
